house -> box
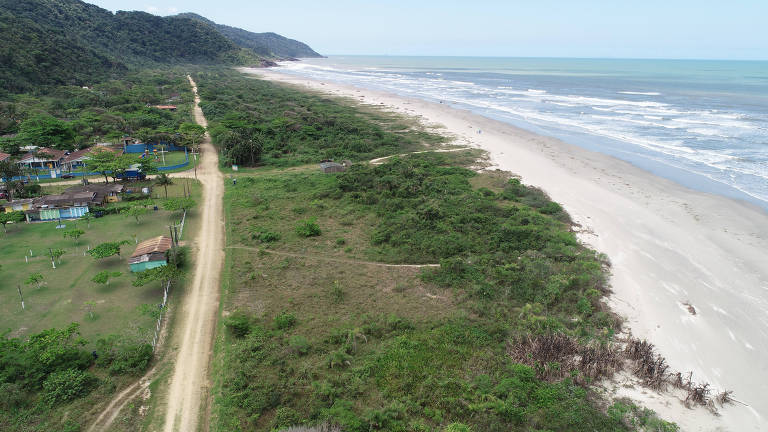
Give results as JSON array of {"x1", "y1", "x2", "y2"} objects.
[
  {"x1": 2, "y1": 198, "x2": 35, "y2": 214},
  {"x1": 62, "y1": 146, "x2": 120, "y2": 171},
  {"x1": 17, "y1": 147, "x2": 66, "y2": 170},
  {"x1": 4, "y1": 183, "x2": 123, "y2": 220},
  {"x1": 152, "y1": 105, "x2": 177, "y2": 111},
  {"x1": 0, "y1": 152, "x2": 10, "y2": 163},
  {"x1": 63, "y1": 183, "x2": 124, "y2": 204},
  {"x1": 25, "y1": 192, "x2": 96, "y2": 221},
  {"x1": 129, "y1": 236, "x2": 173, "y2": 272},
  {"x1": 319, "y1": 161, "x2": 346, "y2": 174}
]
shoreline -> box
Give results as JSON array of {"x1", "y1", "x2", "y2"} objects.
[{"x1": 244, "y1": 67, "x2": 768, "y2": 431}]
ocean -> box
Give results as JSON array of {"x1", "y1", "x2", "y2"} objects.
[{"x1": 276, "y1": 56, "x2": 768, "y2": 209}]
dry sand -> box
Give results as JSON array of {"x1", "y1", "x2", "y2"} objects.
[{"x1": 246, "y1": 67, "x2": 768, "y2": 431}]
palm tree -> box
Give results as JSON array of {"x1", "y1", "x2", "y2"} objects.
[{"x1": 155, "y1": 173, "x2": 173, "y2": 198}]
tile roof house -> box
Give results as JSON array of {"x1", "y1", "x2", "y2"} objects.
[
  {"x1": 129, "y1": 236, "x2": 173, "y2": 272},
  {"x1": 63, "y1": 183, "x2": 124, "y2": 204},
  {"x1": 8, "y1": 183, "x2": 124, "y2": 221},
  {"x1": 62, "y1": 146, "x2": 120, "y2": 171},
  {"x1": 18, "y1": 147, "x2": 67, "y2": 170},
  {"x1": 0, "y1": 152, "x2": 10, "y2": 162}
]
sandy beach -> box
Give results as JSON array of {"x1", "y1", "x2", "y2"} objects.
[{"x1": 244, "y1": 67, "x2": 768, "y2": 431}]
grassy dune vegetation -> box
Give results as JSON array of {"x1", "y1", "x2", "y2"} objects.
[
  {"x1": 197, "y1": 68, "x2": 445, "y2": 168},
  {"x1": 209, "y1": 73, "x2": 677, "y2": 432}
]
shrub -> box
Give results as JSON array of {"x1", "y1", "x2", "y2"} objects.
[
  {"x1": 272, "y1": 406, "x2": 302, "y2": 429},
  {"x1": 225, "y1": 311, "x2": 252, "y2": 337},
  {"x1": 274, "y1": 311, "x2": 297, "y2": 330},
  {"x1": 329, "y1": 281, "x2": 344, "y2": 304},
  {"x1": 0, "y1": 383, "x2": 24, "y2": 410},
  {"x1": 444, "y1": 423, "x2": 473, "y2": 432},
  {"x1": 335, "y1": 238, "x2": 346, "y2": 246},
  {"x1": 288, "y1": 335, "x2": 310, "y2": 356},
  {"x1": 252, "y1": 229, "x2": 281, "y2": 243},
  {"x1": 42, "y1": 369, "x2": 98, "y2": 406},
  {"x1": 95, "y1": 335, "x2": 153, "y2": 375},
  {"x1": 166, "y1": 246, "x2": 189, "y2": 269},
  {"x1": 295, "y1": 218, "x2": 321, "y2": 237}
]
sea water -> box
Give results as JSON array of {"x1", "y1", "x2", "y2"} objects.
[{"x1": 276, "y1": 56, "x2": 768, "y2": 209}]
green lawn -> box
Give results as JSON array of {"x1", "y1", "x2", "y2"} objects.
[
  {"x1": 141, "y1": 150, "x2": 189, "y2": 167},
  {"x1": 0, "y1": 181, "x2": 200, "y2": 344}
]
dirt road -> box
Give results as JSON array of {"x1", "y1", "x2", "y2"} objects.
[{"x1": 159, "y1": 76, "x2": 224, "y2": 432}]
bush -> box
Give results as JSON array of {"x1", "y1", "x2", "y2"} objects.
[
  {"x1": 329, "y1": 281, "x2": 344, "y2": 304},
  {"x1": 295, "y1": 218, "x2": 321, "y2": 237},
  {"x1": 252, "y1": 229, "x2": 281, "y2": 243},
  {"x1": 274, "y1": 311, "x2": 297, "y2": 330},
  {"x1": 444, "y1": 423, "x2": 473, "y2": 432},
  {"x1": 42, "y1": 369, "x2": 98, "y2": 406},
  {"x1": 225, "y1": 311, "x2": 252, "y2": 337},
  {"x1": 0, "y1": 383, "x2": 24, "y2": 410},
  {"x1": 288, "y1": 335, "x2": 311, "y2": 356},
  {"x1": 95, "y1": 335, "x2": 153, "y2": 375},
  {"x1": 166, "y1": 246, "x2": 189, "y2": 269},
  {"x1": 272, "y1": 406, "x2": 302, "y2": 429}
]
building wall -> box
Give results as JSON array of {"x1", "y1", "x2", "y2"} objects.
[{"x1": 130, "y1": 260, "x2": 168, "y2": 273}]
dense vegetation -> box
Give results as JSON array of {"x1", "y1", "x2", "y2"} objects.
[
  {"x1": 0, "y1": 324, "x2": 153, "y2": 431},
  {"x1": 211, "y1": 75, "x2": 676, "y2": 431},
  {"x1": 0, "y1": 0, "x2": 321, "y2": 93},
  {"x1": 177, "y1": 13, "x2": 322, "y2": 59},
  {"x1": 0, "y1": 70, "x2": 193, "y2": 154},
  {"x1": 195, "y1": 69, "x2": 444, "y2": 167}
]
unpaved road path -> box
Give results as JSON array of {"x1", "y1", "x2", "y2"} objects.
[
  {"x1": 160, "y1": 76, "x2": 224, "y2": 432},
  {"x1": 227, "y1": 245, "x2": 439, "y2": 268},
  {"x1": 87, "y1": 76, "x2": 222, "y2": 432}
]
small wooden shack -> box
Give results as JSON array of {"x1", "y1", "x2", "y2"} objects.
[{"x1": 129, "y1": 236, "x2": 172, "y2": 272}]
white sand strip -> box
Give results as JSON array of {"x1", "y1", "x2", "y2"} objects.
[{"x1": 243, "y1": 67, "x2": 768, "y2": 432}]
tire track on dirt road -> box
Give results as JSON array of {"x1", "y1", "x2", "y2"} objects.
[{"x1": 160, "y1": 76, "x2": 224, "y2": 432}]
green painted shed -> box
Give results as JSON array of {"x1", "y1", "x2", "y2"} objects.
[{"x1": 129, "y1": 236, "x2": 172, "y2": 273}]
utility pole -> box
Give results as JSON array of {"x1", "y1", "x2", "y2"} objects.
[{"x1": 17, "y1": 285, "x2": 24, "y2": 310}]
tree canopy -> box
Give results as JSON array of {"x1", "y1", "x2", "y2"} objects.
[
  {"x1": 0, "y1": 210, "x2": 25, "y2": 233},
  {"x1": 87, "y1": 240, "x2": 130, "y2": 259}
]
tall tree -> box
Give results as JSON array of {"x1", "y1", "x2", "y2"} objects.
[
  {"x1": 0, "y1": 210, "x2": 25, "y2": 233},
  {"x1": 178, "y1": 123, "x2": 205, "y2": 150},
  {"x1": 154, "y1": 173, "x2": 173, "y2": 199},
  {"x1": 63, "y1": 228, "x2": 85, "y2": 244}
]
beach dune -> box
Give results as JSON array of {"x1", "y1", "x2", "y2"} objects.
[{"x1": 246, "y1": 67, "x2": 768, "y2": 432}]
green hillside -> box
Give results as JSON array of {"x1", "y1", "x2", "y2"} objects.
[
  {"x1": 177, "y1": 13, "x2": 323, "y2": 59},
  {"x1": 0, "y1": 0, "x2": 320, "y2": 92}
]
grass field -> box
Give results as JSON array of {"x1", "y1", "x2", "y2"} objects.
[
  {"x1": 0, "y1": 180, "x2": 201, "y2": 344},
  {"x1": 144, "y1": 150, "x2": 189, "y2": 167}
]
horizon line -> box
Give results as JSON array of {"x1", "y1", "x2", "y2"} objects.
[{"x1": 315, "y1": 54, "x2": 768, "y2": 62}]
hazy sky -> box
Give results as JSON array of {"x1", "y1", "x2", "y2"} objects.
[{"x1": 85, "y1": 0, "x2": 767, "y2": 60}]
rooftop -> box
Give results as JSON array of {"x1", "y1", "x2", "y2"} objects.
[
  {"x1": 131, "y1": 236, "x2": 173, "y2": 258},
  {"x1": 19, "y1": 147, "x2": 66, "y2": 163}
]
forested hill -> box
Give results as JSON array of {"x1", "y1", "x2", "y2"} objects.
[
  {"x1": 0, "y1": 0, "x2": 320, "y2": 92},
  {"x1": 176, "y1": 13, "x2": 323, "y2": 59}
]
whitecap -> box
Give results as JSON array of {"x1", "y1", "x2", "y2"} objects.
[{"x1": 618, "y1": 91, "x2": 662, "y2": 96}]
